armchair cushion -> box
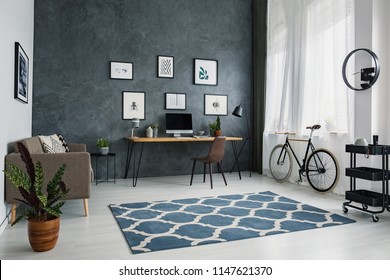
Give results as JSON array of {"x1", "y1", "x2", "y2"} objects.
[{"x1": 38, "y1": 134, "x2": 67, "y2": 153}]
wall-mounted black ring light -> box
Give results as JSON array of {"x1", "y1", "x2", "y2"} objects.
[{"x1": 342, "y1": 48, "x2": 380, "y2": 91}]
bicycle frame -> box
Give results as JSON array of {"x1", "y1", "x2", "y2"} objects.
[{"x1": 277, "y1": 129, "x2": 317, "y2": 181}]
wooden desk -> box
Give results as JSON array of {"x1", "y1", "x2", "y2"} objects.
[{"x1": 124, "y1": 136, "x2": 243, "y2": 187}]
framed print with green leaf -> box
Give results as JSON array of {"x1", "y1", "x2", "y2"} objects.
[
  {"x1": 194, "y1": 58, "x2": 218, "y2": 86},
  {"x1": 122, "y1": 91, "x2": 145, "y2": 120},
  {"x1": 204, "y1": 94, "x2": 227, "y2": 115}
]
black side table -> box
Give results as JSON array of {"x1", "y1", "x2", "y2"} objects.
[{"x1": 91, "y1": 152, "x2": 116, "y2": 185}]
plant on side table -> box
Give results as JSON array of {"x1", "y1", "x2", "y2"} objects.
[
  {"x1": 3, "y1": 142, "x2": 69, "y2": 252},
  {"x1": 96, "y1": 137, "x2": 110, "y2": 155}
]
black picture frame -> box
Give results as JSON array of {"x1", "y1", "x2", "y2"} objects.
[
  {"x1": 165, "y1": 92, "x2": 186, "y2": 110},
  {"x1": 194, "y1": 58, "x2": 218, "y2": 86},
  {"x1": 157, "y1": 55, "x2": 174, "y2": 78},
  {"x1": 204, "y1": 94, "x2": 228, "y2": 115},
  {"x1": 14, "y1": 42, "x2": 29, "y2": 103},
  {"x1": 122, "y1": 91, "x2": 145, "y2": 120},
  {"x1": 110, "y1": 61, "x2": 133, "y2": 80}
]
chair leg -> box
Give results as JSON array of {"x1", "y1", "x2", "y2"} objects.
[
  {"x1": 190, "y1": 160, "x2": 196, "y2": 185},
  {"x1": 209, "y1": 163, "x2": 213, "y2": 189},
  {"x1": 11, "y1": 204, "x2": 16, "y2": 224},
  {"x1": 83, "y1": 198, "x2": 89, "y2": 216},
  {"x1": 203, "y1": 163, "x2": 206, "y2": 183},
  {"x1": 218, "y1": 162, "x2": 227, "y2": 186}
]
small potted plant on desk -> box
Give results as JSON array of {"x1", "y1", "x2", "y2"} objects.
[
  {"x1": 3, "y1": 142, "x2": 69, "y2": 252},
  {"x1": 208, "y1": 116, "x2": 222, "y2": 137},
  {"x1": 150, "y1": 123, "x2": 159, "y2": 138},
  {"x1": 96, "y1": 137, "x2": 110, "y2": 155}
]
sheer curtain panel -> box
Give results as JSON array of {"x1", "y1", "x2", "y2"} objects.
[{"x1": 264, "y1": 0, "x2": 355, "y2": 194}]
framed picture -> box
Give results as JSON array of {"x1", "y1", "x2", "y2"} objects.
[
  {"x1": 122, "y1": 91, "x2": 145, "y2": 120},
  {"x1": 14, "y1": 42, "x2": 29, "y2": 103},
  {"x1": 165, "y1": 92, "x2": 186, "y2": 110},
  {"x1": 194, "y1": 58, "x2": 218, "y2": 86},
  {"x1": 204, "y1": 94, "x2": 228, "y2": 115},
  {"x1": 110, "y1": 61, "x2": 133, "y2": 80},
  {"x1": 158, "y1": 55, "x2": 174, "y2": 78}
]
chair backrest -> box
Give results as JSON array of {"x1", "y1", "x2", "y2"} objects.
[{"x1": 206, "y1": 136, "x2": 226, "y2": 163}]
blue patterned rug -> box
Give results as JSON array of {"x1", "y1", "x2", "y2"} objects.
[{"x1": 109, "y1": 191, "x2": 355, "y2": 254}]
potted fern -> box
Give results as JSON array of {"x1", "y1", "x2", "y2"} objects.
[{"x1": 3, "y1": 142, "x2": 69, "y2": 252}]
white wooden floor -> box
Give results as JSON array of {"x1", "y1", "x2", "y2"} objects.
[{"x1": 1, "y1": 172, "x2": 390, "y2": 260}]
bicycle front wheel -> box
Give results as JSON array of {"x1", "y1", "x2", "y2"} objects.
[
  {"x1": 269, "y1": 144, "x2": 292, "y2": 182},
  {"x1": 306, "y1": 149, "x2": 339, "y2": 192}
]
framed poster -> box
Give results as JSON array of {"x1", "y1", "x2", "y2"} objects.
[
  {"x1": 194, "y1": 58, "x2": 218, "y2": 85},
  {"x1": 110, "y1": 61, "x2": 133, "y2": 80},
  {"x1": 165, "y1": 92, "x2": 186, "y2": 110},
  {"x1": 122, "y1": 91, "x2": 145, "y2": 120},
  {"x1": 14, "y1": 42, "x2": 29, "y2": 103},
  {"x1": 158, "y1": 55, "x2": 174, "y2": 78},
  {"x1": 204, "y1": 94, "x2": 228, "y2": 115}
]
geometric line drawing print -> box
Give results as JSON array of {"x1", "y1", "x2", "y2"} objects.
[{"x1": 158, "y1": 56, "x2": 174, "y2": 78}]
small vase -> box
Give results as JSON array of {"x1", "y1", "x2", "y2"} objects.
[
  {"x1": 146, "y1": 126, "x2": 153, "y2": 138},
  {"x1": 153, "y1": 128, "x2": 158, "y2": 138}
]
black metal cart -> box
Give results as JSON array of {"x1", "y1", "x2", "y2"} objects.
[{"x1": 343, "y1": 144, "x2": 390, "y2": 222}]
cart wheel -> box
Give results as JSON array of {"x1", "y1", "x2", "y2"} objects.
[
  {"x1": 362, "y1": 204, "x2": 368, "y2": 210},
  {"x1": 342, "y1": 204, "x2": 348, "y2": 213},
  {"x1": 372, "y1": 215, "x2": 379, "y2": 222}
]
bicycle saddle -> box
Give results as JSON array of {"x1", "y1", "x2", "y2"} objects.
[{"x1": 306, "y1": 124, "x2": 321, "y2": 130}]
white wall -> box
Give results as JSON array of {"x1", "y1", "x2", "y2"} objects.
[
  {"x1": 0, "y1": 0, "x2": 34, "y2": 235},
  {"x1": 372, "y1": 0, "x2": 389, "y2": 142},
  {"x1": 353, "y1": 0, "x2": 390, "y2": 192}
]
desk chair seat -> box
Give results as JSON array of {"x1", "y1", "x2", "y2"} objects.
[{"x1": 190, "y1": 136, "x2": 227, "y2": 189}]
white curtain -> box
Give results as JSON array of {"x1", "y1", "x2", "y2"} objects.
[{"x1": 264, "y1": 0, "x2": 355, "y2": 195}]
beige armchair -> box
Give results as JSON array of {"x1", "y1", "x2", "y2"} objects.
[{"x1": 5, "y1": 136, "x2": 91, "y2": 223}]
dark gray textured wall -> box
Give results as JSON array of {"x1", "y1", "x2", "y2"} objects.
[{"x1": 33, "y1": 0, "x2": 253, "y2": 179}]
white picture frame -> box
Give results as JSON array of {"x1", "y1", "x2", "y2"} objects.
[
  {"x1": 158, "y1": 55, "x2": 174, "y2": 78},
  {"x1": 165, "y1": 92, "x2": 186, "y2": 110},
  {"x1": 110, "y1": 61, "x2": 133, "y2": 80},
  {"x1": 204, "y1": 94, "x2": 228, "y2": 115},
  {"x1": 194, "y1": 58, "x2": 218, "y2": 86},
  {"x1": 122, "y1": 91, "x2": 145, "y2": 120}
]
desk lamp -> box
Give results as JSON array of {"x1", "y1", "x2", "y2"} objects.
[
  {"x1": 131, "y1": 118, "x2": 140, "y2": 138},
  {"x1": 232, "y1": 104, "x2": 251, "y2": 177}
]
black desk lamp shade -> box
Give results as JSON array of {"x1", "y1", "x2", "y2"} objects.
[{"x1": 233, "y1": 105, "x2": 243, "y2": 117}]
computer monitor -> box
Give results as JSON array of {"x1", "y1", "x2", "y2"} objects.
[{"x1": 165, "y1": 113, "x2": 193, "y2": 137}]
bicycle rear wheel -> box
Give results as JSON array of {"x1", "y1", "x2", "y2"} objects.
[
  {"x1": 306, "y1": 148, "x2": 339, "y2": 192},
  {"x1": 269, "y1": 144, "x2": 292, "y2": 182}
]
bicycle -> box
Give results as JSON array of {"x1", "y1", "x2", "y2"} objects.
[{"x1": 269, "y1": 124, "x2": 339, "y2": 192}]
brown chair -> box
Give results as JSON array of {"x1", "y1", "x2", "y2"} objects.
[{"x1": 190, "y1": 136, "x2": 227, "y2": 189}]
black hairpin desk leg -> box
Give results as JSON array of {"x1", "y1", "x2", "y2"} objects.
[{"x1": 131, "y1": 142, "x2": 144, "y2": 187}]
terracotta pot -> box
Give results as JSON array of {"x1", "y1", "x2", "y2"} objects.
[
  {"x1": 28, "y1": 217, "x2": 60, "y2": 252},
  {"x1": 214, "y1": 130, "x2": 222, "y2": 136}
]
